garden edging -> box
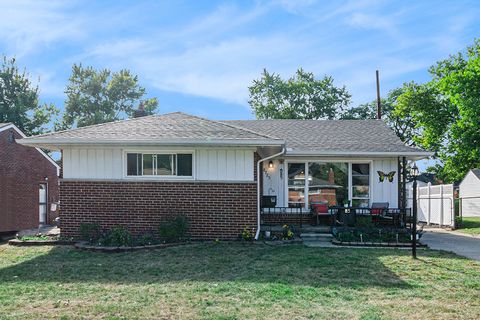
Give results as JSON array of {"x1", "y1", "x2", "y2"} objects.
[
  {"x1": 8, "y1": 239, "x2": 75, "y2": 246},
  {"x1": 332, "y1": 239, "x2": 427, "y2": 248}
]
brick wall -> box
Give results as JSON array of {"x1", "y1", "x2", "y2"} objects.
[
  {"x1": 0, "y1": 129, "x2": 59, "y2": 232},
  {"x1": 60, "y1": 180, "x2": 257, "y2": 240}
]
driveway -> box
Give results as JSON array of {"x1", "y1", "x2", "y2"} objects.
[{"x1": 421, "y1": 229, "x2": 480, "y2": 261}]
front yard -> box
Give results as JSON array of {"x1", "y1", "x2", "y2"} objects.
[
  {"x1": 0, "y1": 243, "x2": 479, "y2": 319},
  {"x1": 457, "y1": 217, "x2": 480, "y2": 236}
]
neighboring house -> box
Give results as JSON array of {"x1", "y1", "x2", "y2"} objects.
[
  {"x1": 459, "y1": 169, "x2": 480, "y2": 217},
  {"x1": 18, "y1": 112, "x2": 431, "y2": 239},
  {"x1": 0, "y1": 123, "x2": 60, "y2": 233}
]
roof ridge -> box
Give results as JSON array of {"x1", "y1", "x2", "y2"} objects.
[
  {"x1": 171, "y1": 112, "x2": 282, "y2": 141},
  {"x1": 216, "y1": 120, "x2": 282, "y2": 140}
]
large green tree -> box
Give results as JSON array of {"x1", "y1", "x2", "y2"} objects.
[
  {"x1": 0, "y1": 56, "x2": 58, "y2": 135},
  {"x1": 248, "y1": 68, "x2": 351, "y2": 120},
  {"x1": 396, "y1": 40, "x2": 480, "y2": 182},
  {"x1": 58, "y1": 64, "x2": 158, "y2": 129}
]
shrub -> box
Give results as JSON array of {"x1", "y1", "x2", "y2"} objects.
[
  {"x1": 241, "y1": 228, "x2": 254, "y2": 241},
  {"x1": 79, "y1": 223, "x2": 101, "y2": 244},
  {"x1": 158, "y1": 214, "x2": 189, "y2": 243},
  {"x1": 100, "y1": 226, "x2": 132, "y2": 247},
  {"x1": 282, "y1": 224, "x2": 294, "y2": 240},
  {"x1": 355, "y1": 216, "x2": 374, "y2": 228}
]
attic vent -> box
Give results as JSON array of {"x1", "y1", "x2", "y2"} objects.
[{"x1": 8, "y1": 129, "x2": 15, "y2": 143}]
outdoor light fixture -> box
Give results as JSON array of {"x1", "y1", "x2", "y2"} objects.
[
  {"x1": 268, "y1": 160, "x2": 274, "y2": 169},
  {"x1": 410, "y1": 162, "x2": 419, "y2": 259}
]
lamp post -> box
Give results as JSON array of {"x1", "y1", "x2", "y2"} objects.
[{"x1": 410, "y1": 163, "x2": 419, "y2": 259}]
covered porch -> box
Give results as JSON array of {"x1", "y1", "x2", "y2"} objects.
[{"x1": 259, "y1": 154, "x2": 414, "y2": 233}]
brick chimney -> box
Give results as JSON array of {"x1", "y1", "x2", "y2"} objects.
[
  {"x1": 328, "y1": 168, "x2": 335, "y2": 184},
  {"x1": 133, "y1": 102, "x2": 148, "y2": 118}
]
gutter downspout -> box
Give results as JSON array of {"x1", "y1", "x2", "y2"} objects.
[{"x1": 255, "y1": 147, "x2": 285, "y2": 240}]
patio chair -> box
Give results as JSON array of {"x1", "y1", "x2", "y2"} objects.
[
  {"x1": 370, "y1": 202, "x2": 389, "y2": 225},
  {"x1": 310, "y1": 201, "x2": 330, "y2": 225}
]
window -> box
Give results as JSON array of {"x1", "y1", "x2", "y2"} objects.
[
  {"x1": 285, "y1": 161, "x2": 371, "y2": 209},
  {"x1": 309, "y1": 162, "x2": 348, "y2": 207},
  {"x1": 126, "y1": 153, "x2": 193, "y2": 177},
  {"x1": 288, "y1": 163, "x2": 306, "y2": 208},
  {"x1": 351, "y1": 163, "x2": 370, "y2": 207}
]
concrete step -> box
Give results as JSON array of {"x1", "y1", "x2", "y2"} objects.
[{"x1": 301, "y1": 233, "x2": 333, "y2": 242}]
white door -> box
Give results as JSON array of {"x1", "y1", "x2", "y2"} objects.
[{"x1": 39, "y1": 184, "x2": 47, "y2": 225}]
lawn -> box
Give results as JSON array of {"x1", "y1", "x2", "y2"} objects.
[
  {"x1": 0, "y1": 243, "x2": 479, "y2": 320},
  {"x1": 457, "y1": 217, "x2": 480, "y2": 236}
]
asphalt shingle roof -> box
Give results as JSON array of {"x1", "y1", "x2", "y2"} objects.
[
  {"x1": 19, "y1": 112, "x2": 430, "y2": 155},
  {"x1": 20, "y1": 112, "x2": 281, "y2": 145},
  {"x1": 223, "y1": 119, "x2": 426, "y2": 154}
]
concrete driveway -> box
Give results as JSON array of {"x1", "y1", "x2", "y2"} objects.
[{"x1": 421, "y1": 229, "x2": 480, "y2": 261}]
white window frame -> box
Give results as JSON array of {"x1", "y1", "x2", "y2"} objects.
[
  {"x1": 123, "y1": 150, "x2": 195, "y2": 180},
  {"x1": 284, "y1": 159, "x2": 372, "y2": 210}
]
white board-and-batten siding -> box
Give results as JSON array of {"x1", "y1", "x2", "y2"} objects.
[{"x1": 62, "y1": 147, "x2": 255, "y2": 181}]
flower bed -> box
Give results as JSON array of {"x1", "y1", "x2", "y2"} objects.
[{"x1": 331, "y1": 227, "x2": 425, "y2": 247}]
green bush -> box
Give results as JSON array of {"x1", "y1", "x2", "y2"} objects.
[
  {"x1": 158, "y1": 214, "x2": 189, "y2": 243},
  {"x1": 79, "y1": 223, "x2": 101, "y2": 244},
  {"x1": 100, "y1": 226, "x2": 132, "y2": 247},
  {"x1": 355, "y1": 216, "x2": 374, "y2": 228}
]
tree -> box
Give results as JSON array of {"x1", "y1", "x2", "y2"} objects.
[
  {"x1": 0, "y1": 56, "x2": 58, "y2": 135},
  {"x1": 395, "y1": 40, "x2": 480, "y2": 182},
  {"x1": 58, "y1": 64, "x2": 158, "y2": 129},
  {"x1": 248, "y1": 68, "x2": 351, "y2": 120}
]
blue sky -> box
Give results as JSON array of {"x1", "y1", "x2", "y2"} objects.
[{"x1": 1, "y1": 0, "x2": 479, "y2": 122}]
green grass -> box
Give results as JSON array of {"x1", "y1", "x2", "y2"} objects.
[
  {"x1": 457, "y1": 217, "x2": 480, "y2": 236},
  {"x1": 0, "y1": 243, "x2": 479, "y2": 319}
]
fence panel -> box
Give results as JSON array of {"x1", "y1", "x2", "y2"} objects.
[{"x1": 417, "y1": 183, "x2": 454, "y2": 227}]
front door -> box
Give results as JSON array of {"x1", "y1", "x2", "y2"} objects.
[{"x1": 39, "y1": 183, "x2": 47, "y2": 225}]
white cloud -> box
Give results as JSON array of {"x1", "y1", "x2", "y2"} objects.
[{"x1": 0, "y1": 0, "x2": 85, "y2": 57}]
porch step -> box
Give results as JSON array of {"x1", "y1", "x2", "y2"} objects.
[{"x1": 301, "y1": 233, "x2": 333, "y2": 242}]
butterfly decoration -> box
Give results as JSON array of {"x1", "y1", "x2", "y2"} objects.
[{"x1": 377, "y1": 171, "x2": 396, "y2": 183}]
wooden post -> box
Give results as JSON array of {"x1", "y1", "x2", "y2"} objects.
[
  {"x1": 427, "y1": 182, "x2": 431, "y2": 225},
  {"x1": 376, "y1": 70, "x2": 381, "y2": 119}
]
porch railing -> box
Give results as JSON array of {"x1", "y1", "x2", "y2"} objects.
[{"x1": 260, "y1": 206, "x2": 412, "y2": 230}]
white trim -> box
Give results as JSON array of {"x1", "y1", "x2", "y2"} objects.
[
  {"x1": 122, "y1": 149, "x2": 196, "y2": 180},
  {"x1": 0, "y1": 123, "x2": 60, "y2": 176},
  {"x1": 17, "y1": 138, "x2": 285, "y2": 149},
  {"x1": 286, "y1": 150, "x2": 433, "y2": 158}
]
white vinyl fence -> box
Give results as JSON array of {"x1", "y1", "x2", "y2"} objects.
[{"x1": 416, "y1": 183, "x2": 455, "y2": 227}]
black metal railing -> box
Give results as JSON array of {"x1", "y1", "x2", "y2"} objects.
[{"x1": 260, "y1": 206, "x2": 412, "y2": 230}]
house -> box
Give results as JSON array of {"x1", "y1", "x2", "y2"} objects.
[
  {"x1": 18, "y1": 112, "x2": 431, "y2": 239},
  {"x1": 0, "y1": 123, "x2": 60, "y2": 233},
  {"x1": 459, "y1": 169, "x2": 480, "y2": 217}
]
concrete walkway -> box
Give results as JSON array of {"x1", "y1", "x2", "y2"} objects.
[{"x1": 421, "y1": 229, "x2": 480, "y2": 261}]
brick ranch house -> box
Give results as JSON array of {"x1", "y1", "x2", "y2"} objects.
[
  {"x1": 18, "y1": 112, "x2": 431, "y2": 239},
  {"x1": 0, "y1": 123, "x2": 60, "y2": 233}
]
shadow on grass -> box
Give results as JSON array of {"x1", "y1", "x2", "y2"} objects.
[{"x1": 0, "y1": 243, "x2": 413, "y2": 289}]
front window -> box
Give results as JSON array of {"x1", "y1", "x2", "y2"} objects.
[
  {"x1": 126, "y1": 153, "x2": 193, "y2": 177},
  {"x1": 351, "y1": 163, "x2": 370, "y2": 207},
  {"x1": 288, "y1": 163, "x2": 306, "y2": 208},
  {"x1": 286, "y1": 161, "x2": 371, "y2": 209},
  {"x1": 308, "y1": 162, "x2": 348, "y2": 207}
]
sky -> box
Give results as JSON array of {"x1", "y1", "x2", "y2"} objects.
[{"x1": 1, "y1": 0, "x2": 479, "y2": 122}]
